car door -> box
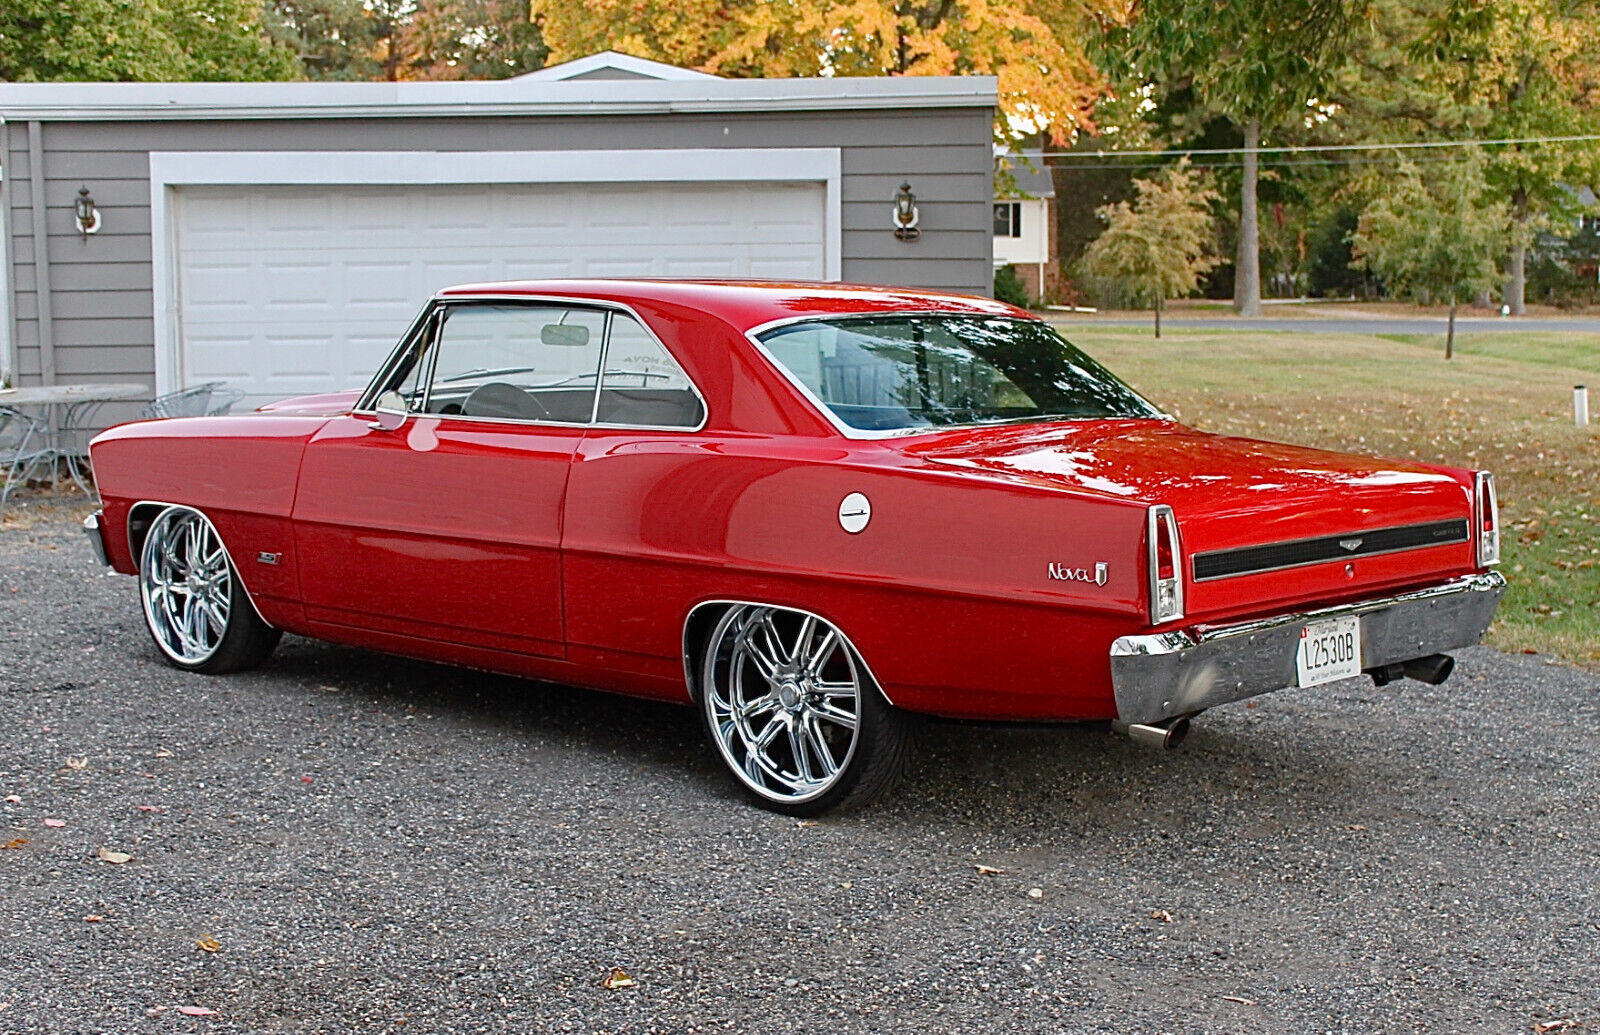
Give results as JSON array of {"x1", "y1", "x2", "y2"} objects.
[{"x1": 292, "y1": 301, "x2": 608, "y2": 658}]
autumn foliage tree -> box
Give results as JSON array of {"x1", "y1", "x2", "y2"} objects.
[
  {"x1": 534, "y1": 0, "x2": 1124, "y2": 139},
  {"x1": 1078, "y1": 160, "x2": 1218, "y2": 336},
  {"x1": 1352, "y1": 154, "x2": 1508, "y2": 358}
]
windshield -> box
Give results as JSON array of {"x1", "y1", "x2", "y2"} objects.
[{"x1": 755, "y1": 315, "x2": 1161, "y2": 433}]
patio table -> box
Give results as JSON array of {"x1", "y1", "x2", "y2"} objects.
[{"x1": 0, "y1": 382, "x2": 149, "y2": 500}]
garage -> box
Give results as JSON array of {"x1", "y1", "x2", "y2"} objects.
[
  {"x1": 172, "y1": 178, "x2": 827, "y2": 405},
  {"x1": 2, "y1": 52, "x2": 997, "y2": 413}
]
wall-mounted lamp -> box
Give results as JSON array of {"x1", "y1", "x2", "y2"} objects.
[
  {"x1": 892, "y1": 181, "x2": 921, "y2": 242},
  {"x1": 75, "y1": 186, "x2": 102, "y2": 239}
]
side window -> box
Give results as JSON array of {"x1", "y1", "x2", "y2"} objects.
[
  {"x1": 596, "y1": 314, "x2": 705, "y2": 428},
  {"x1": 422, "y1": 305, "x2": 605, "y2": 423}
]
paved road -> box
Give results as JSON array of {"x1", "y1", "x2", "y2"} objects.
[
  {"x1": 1051, "y1": 314, "x2": 1600, "y2": 336},
  {"x1": 2, "y1": 512, "x2": 1598, "y2": 1033}
]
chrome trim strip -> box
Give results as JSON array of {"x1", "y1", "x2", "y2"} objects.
[
  {"x1": 1190, "y1": 520, "x2": 1471, "y2": 583},
  {"x1": 355, "y1": 292, "x2": 710, "y2": 434},
  {"x1": 680, "y1": 598, "x2": 896, "y2": 708},
  {"x1": 741, "y1": 311, "x2": 1171, "y2": 441},
  {"x1": 83, "y1": 511, "x2": 110, "y2": 566},
  {"x1": 1108, "y1": 571, "x2": 1506, "y2": 725},
  {"x1": 126, "y1": 500, "x2": 275, "y2": 630}
]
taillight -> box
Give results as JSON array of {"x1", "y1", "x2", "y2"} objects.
[
  {"x1": 1474, "y1": 471, "x2": 1499, "y2": 566},
  {"x1": 1147, "y1": 504, "x2": 1184, "y2": 624}
]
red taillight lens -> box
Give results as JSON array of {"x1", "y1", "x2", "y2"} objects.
[
  {"x1": 1147, "y1": 505, "x2": 1183, "y2": 624},
  {"x1": 1474, "y1": 471, "x2": 1499, "y2": 566}
]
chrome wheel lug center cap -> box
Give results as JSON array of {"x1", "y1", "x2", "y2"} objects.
[{"x1": 777, "y1": 680, "x2": 803, "y2": 710}]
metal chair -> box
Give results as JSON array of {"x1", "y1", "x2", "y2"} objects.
[
  {"x1": 139, "y1": 382, "x2": 246, "y2": 420},
  {"x1": 1, "y1": 405, "x2": 48, "y2": 520}
]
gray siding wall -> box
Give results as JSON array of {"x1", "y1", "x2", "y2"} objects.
[{"x1": 3, "y1": 105, "x2": 993, "y2": 390}]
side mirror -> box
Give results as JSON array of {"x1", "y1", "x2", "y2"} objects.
[{"x1": 370, "y1": 390, "x2": 410, "y2": 432}]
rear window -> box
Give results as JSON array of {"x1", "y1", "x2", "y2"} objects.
[{"x1": 756, "y1": 315, "x2": 1160, "y2": 432}]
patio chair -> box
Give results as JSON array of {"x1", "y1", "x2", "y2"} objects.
[
  {"x1": 139, "y1": 382, "x2": 246, "y2": 420},
  {"x1": 1, "y1": 405, "x2": 48, "y2": 520}
]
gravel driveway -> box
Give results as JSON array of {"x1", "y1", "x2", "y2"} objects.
[{"x1": 2, "y1": 510, "x2": 1596, "y2": 1034}]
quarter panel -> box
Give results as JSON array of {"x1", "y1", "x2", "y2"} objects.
[{"x1": 563, "y1": 431, "x2": 1149, "y2": 719}]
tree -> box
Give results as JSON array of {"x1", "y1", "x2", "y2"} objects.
[
  {"x1": 1108, "y1": 0, "x2": 1363, "y2": 316},
  {"x1": 1351, "y1": 154, "x2": 1508, "y2": 358},
  {"x1": 1078, "y1": 160, "x2": 1218, "y2": 337},
  {"x1": 263, "y1": 0, "x2": 387, "y2": 80},
  {"x1": 533, "y1": 0, "x2": 1120, "y2": 141},
  {"x1": 1, "y1": 0, "x2": 294, "y2": 81},
  {"x1": 403, "y1": 0, "x2": 547, "y2": 79}
]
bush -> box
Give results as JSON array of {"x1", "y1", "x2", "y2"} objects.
[{"x1": 994, "y1": 264, "x2": 1030, "y2": 308}]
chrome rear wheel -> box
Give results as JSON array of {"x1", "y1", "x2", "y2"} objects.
[{"x1": 700, "y1": 604, "x2": 910, "y2": 814}]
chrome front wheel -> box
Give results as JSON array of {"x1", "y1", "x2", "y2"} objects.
[
  {"x1": 137, "y1": 506, "x2": 279, "y2": 673},
  {"x1": 699, "y1": 604, "x2": 910, "y2": 814}
]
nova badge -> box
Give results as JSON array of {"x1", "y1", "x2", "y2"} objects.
[
  {"x1": 1338, "y1": 538, "x2": 1364, "y2": 552},
  {"x1": 1048, "y1": 561, "x2": 1108, "y2": 586}
]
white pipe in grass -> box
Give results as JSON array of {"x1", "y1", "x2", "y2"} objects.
[{"x1": 1576, "y1": 385, "x2": 1590, "y2": 427}]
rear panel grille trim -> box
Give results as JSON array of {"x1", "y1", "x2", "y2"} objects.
[{"x1": 1191, "y1": 519, "x2": 1471, "y2": 582}]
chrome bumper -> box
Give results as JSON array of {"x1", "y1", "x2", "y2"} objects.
[
  {"x1": 1109, "y1": 572, "x2": 1506, "y2": 724},
  {"x1": 84, "y1": 511, "x2": 110, "y2": 566}
]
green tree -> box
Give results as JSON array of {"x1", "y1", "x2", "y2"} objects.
[
  {"x1": 403, "y1": 0, "x2": 547, "y2": 80},
  {"x1": 1, "y1": 0, "x2": 293, "y2": 80},
  {"x1": 1079, "y1": 160, "x2": 1218, "y2": 337},
  {"x1": 1108, "y1": 0, "x2": 1363, "y2": 316},
  {"x1": 1352, "y1": 154, "x2": 1509, "y2": 358},
  {"x1": 264, "y1": 0, "x2": 384, "y2": 79}
]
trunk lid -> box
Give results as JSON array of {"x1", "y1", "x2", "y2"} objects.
[{"x1": 899, "y1": 420, "x2": 1479, "y2": 620}]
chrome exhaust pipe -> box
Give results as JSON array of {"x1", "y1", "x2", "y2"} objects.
[
  {"x1": 1113, "y1": 715, "x2": 1191, "y2": 750},
  {"x1": 1402, "y1": 653, "x2": 1454, "y2": 685}
]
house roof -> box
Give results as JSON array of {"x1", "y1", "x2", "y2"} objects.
[
  {"x1": 995, "y1": 160, "x2": 1055, "y2": 199},
  {"x1": 0, "y1": 55, "x2": 994, "y2": 122},
  {"x1": 513, "y1": 50, "x2": 720, "y2": 82}
]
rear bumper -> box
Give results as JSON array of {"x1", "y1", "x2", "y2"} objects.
[
  {"x1": 1109, "y1": 572, "x2": 1506, "y2": 724},
  {"x1": 84, "y1": 511, "x2": 110, "y2": 567}
]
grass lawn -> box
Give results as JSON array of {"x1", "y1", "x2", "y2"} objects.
[{"x1": 1053, "y1": 321, "x2": 1600, "y2": 667}]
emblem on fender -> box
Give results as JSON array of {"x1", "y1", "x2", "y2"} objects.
[
  {"x1": 1339, "y1": 538, "x2": 1364, "y2": 552},
  {"x1": 1049, "y1": 561, "x2": 1108, "y2": 585}
]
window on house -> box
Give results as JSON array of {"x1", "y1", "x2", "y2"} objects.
[{"x1": 993, "y1": 202, "x2": 1022, "y2": 238}]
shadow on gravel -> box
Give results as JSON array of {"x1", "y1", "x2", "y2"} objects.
[{"x1": 237, "y1": 633, "x2": 1362, "y2": 834}]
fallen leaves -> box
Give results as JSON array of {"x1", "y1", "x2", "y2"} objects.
[
  {"x1": 175, "y1": 1005, "x2": 218, "y2": 1017},
  {"x1": 154, "y1": 748, "x2": 174, "y2": 758},
  {"x1": 1220, "y1": 995, "x2": 1258, "y2": 1007},
  {"x1": 135, "y1": 805, "x2": 164, "y2": 813},
  {"x1": 1533, "y1": 1021, "x2": 1580, "y2": 1034},
  {"x1": 1, "y1": 838, "x2": 28, "y2": 850},
  {"x1": 1149, "y1": 909, "x2": 1174, "y2": 923},
  {"x1": 4, "y1": 795, "x2": 20, "y2": 805},
  {"x1": 42, "y1": 818, "x2": 65, "y2": 829},
  {"x1": 1026, "y1": 888, "x2": 1044, "y2": 901},
  {"x1": 601, "y1": 967, "x2": 637, "y2": 990},
  {"x1": 84, "y1": 915, "x2": 103, "y2": 923},
  {"x1": 64, "y1": 757, "x2": 89, "y2": 771},
  {"x1": 196, "y1": 935, "x2": 221, "y2": 953},
  {"x1": 97, "y1": 847, "x2": 132, "y2": 865},
  {"x1": 974, "y1": 864, "x2": 1005, "y2": 876}
]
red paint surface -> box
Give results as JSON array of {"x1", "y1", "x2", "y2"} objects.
[{"x1": 89, "y1": 280, "x2": 1494, "y2": 722}]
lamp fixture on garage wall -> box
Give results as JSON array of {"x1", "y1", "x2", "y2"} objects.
[
  {"x1": 75, "y1": 186, "x2": 102, "y2": 239},
  {"x1": 892, "y1": 181, "x2": 921, "y2": 241}
]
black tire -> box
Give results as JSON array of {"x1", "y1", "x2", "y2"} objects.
[
  {"x1": 697, "y1": 604, "x2": 913, "y2": 816},
  {"x1": 137, "y1": 506, "x2": 281, "y2": 674}
]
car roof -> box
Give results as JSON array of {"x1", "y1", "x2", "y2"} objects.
[{"x1": 432, "y1": 279, "x2": 1031, "y2": 333}]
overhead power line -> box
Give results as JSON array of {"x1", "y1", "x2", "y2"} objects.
[{"x1": 1014, "y1": 132, "x2": 1600, "y2": 160}]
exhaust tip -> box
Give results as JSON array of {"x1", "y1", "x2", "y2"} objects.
[
  {"x1": 1115, "y1": 715, "x2": 1191, "y2": 750},
  {"x1": 1402, "y1": 653, "x2": 1455, "y2": 685}
]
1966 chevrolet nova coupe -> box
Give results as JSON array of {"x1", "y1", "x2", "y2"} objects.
[{"x1": 86, "y1": 280, "x2": 1505, "y2": 814}]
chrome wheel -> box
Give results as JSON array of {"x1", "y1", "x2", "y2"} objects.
[
  {"x1": 139, "y1": 507, "x2": 233, "y2": 666},
  {"x1": 702, "y1": 605, "x2": 865, "y2": 806}
]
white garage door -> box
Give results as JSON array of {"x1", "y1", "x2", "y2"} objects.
[{"x1": 173, "y1": 181, "x2": 827, "y2": 406}]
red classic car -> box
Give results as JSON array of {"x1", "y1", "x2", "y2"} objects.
[{"x1": 85, "y1": 280, "x2": 1504, "y2": 814}]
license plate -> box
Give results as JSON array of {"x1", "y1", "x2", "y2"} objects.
[{"x1": 1296, "y1": 615, "x2": 1361, "y2": 687}]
